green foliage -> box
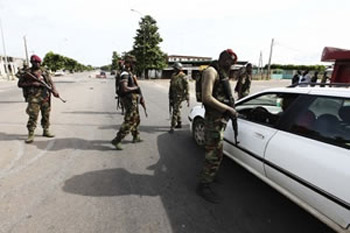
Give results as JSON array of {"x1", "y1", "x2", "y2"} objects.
[
  {"x1": 131, "y1": 15, "x2": 167, "y2": 78},
  {"x1": 268, "y1": 64, "x2": 326, "y2": 71},
  {"x1": 42, "y1": 51, "x2": 65, "y2": 71},
  {"x1": 64, "y1": 58, "x2": 78, "y2": 73},
  {"x1": 42, "y1": 51, "x2": 91, "y2": 72},
  {"x1": 111, "y1": 51, "x2": 121, "y2": 71},
  {"x1": 100, "y1": 64, "x2": 112, "y2": 71}
]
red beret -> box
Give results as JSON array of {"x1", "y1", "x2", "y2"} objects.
[{"x1": 30, "y1": 55, "x2": 42, "y2": 63}]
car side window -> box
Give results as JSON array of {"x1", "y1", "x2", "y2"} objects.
[
  {"x1": 287, "y1": 96, "x2": 350, "y2": 149},
  {"x1": 236, "y1": 93, "x2": 299, "y2": 127}
]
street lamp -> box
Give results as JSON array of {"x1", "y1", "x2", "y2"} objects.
[
  {"x1": 130, "y1": 8, "x2": 143, "y2": 17},
  {"x1": 23, "y1": 35, "x2": 29, "y2": 65},
  {"x1": 130, "y1": 8, "x2": 145, "y2": 79},
  {"x1": 0, "y1": 18, "x2": 9, "y2": 80}
]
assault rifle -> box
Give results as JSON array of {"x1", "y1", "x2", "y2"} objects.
[
  {"x1": 169, "y1": 89, "x2": 173, "y2": 118},
  {"x1": 169, "y1": 99, "x2": 173, "y2": 119},
  {"x1": 132, "y1": 76, "x2": 148, "y2": 117},
  {"x1": 221, "y1": 78, "x2": 239, "y2": 144},
  {"x1": 26, "y1": 72, "x2": 66, "y2": 103}
]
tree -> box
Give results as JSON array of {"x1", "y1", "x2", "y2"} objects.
[
  {"x1": 131, "y1": 15, "x2": 167, "y2": 79},
  {"x1": 42, "y1": 51, "x2": 65, "y2": 71},
  {"x1": 43, "y1": 51, "x2": 90, "y2": 73},
  {"x1": 268, "y1": 64, "x2": 326, "y2": 71},
  {"x1": 64, "y1": 57, "x2": 78, "y2": 73},
  {"x1": 111, "y1": 51, "x2": 121, "y2": 71}
]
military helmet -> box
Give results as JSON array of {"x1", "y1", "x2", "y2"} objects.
[
  {"x1": 30, "y1": 55, "x2": 42, "y2": 63},
  {"x1": 173, "y1": 62, "x2": 183, "y2": 70}
]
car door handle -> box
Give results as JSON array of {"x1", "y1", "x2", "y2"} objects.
[{"x1": 254, "y1": 132, "x2": 265, "y2": 139}]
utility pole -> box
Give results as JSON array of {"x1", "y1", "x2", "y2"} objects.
[
  {"x1": 0, "y1": 18, "x2": 9, "y2": 80},
  {"x1": 258, "y1": 51, "x2": 263, "y2": 79},
  {"x1": 23, "y1": 35, "x2": 29, "y2": 65},
  {"x1": 266, "y1": 38, "x2": 274, "y2": 80}
]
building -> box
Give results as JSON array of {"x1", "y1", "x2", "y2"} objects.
[
  {"x1": 162, "y1": 54, "x2": 247, "y2": 79},
  {"x1": 0, "y1": 55, "x2": 25, "y2": 79}
]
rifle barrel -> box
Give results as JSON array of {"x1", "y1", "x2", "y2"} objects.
[{"x1": 26, "y1": 72, "x2": 66, "y2": 103}]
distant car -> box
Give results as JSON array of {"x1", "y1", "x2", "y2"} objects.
[
  {"x1": 96, "y1": 71, "x2": 107, "y2": 79},
  {"x1": 54, "y1": 70, "x2": 65, "y2": 76},
  {"x1": 111, "y1": 70, "x2": 116, "y2": 75},
  {"x1": 189, "y1": 84, "x2": 350, "y2": 232}
]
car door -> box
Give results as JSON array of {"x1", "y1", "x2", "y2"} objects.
[
  {"x1": 223, "y1": 93, "x2": 288, "y2": 176},
  {"x1": 264, "y1": 95, "x2": 350, "y2": 229}
]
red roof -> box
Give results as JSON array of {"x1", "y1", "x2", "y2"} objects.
[{"x1": 321, "y1": 47, "x2": 350, "y2": 62}]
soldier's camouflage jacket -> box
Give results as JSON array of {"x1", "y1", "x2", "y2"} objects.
[
  {"x1": 169, "y1": 71, "x2": 189, "y2": 102},
  {"x1": 17, "y1": 67, "x2": 53, "y2": 103}
]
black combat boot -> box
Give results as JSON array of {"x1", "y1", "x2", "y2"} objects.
[
  {"x1": 196, "y1": 183, "x2": 220, "y2": 204},
  {"x1": 175, "y1": 122, "x2": 182, "y2": 128}
]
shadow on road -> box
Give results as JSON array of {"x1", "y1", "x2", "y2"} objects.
[
  {"x1": 63, "y1": 168, "x2": 158, "y2": 197},
  {"x1": 32, "y1": 138, "x2": 115, "y2": 151},
  {"x1": 0, "y1": 132, "x2": 26, "y2": 140},
  {"x1": 98, "y1": 124, "x2": 183, "y2": 135},
  {"x1": 0, "y1": 132, "x2": 114, "y2": 151},
  {"x1": 62, "y1": 129, "x2": 334, "y2": 233},
  {"x1": 62, "y1": 111, "x2": 117, "y2": 115},
  {"x1": 0, "y1": 100, "x2": 24, "y2": 104}
]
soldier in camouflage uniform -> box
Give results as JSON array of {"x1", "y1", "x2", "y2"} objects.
[
  {"x1": 17, "y1": 55, "x2": 60, "y2": 143},
  {"x1": 197, "y1": 49, "x2": 238, "y2": 203},
  {"x1": 111, "y1": 55, "x2": 144, "y2": 150},
  {"x1": 235, "y1": 63, "x2": 252, "y2": 100},
  {"x1": 168, "y1": 62, "x2": 189, "y2": 133}
]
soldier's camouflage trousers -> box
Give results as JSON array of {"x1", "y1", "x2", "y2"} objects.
[
  {"x1": 171, "y1": 97, "x2": 183, "y2": 128},
  {"x1": 199, "y1": 113, "x2": 226, "y2": 184},
  {"x1": 114, "y1": 94, "x2": 140, "y2": 142},
  {"x1": 26, "y1": 100, "x2": 51, "y2": 132}
]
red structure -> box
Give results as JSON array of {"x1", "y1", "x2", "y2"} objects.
[{"x1": 321, "y1": 47, "x2": 350, "y2": 83}]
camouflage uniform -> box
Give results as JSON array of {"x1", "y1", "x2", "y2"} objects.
[
  {"x1": 235, "y1": 70, "x2": 252, "y2": 100},
  {"x1": 115, "y1": 71, "x2": 125, "y2": 114},
  {"x1": 169, "y1": 71, "x2": 189, "y2": 128},
  {"x1": 112, "y1": 70, "x2": 141, "y2": 148},
  {"x1": 17, "y1": 67, "x2": 55, "y2": 140},
  {"x1": 200, "y1": 62, "x2": 228, "y2": 184}
]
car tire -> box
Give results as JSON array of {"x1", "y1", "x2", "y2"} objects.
[{"x1": 193, "y1": 117, "x2": 205, "y2": 146}]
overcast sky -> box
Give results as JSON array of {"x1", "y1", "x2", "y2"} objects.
[{"x1": 0, "y1": 0, "x2": 349, "y2": 66}]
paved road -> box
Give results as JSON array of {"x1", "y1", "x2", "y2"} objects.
[{"x1": 0, "y1": 74, "x2": 334, "y2": 233}]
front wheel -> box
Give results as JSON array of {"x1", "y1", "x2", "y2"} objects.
[{"x1": 192, "y1": 117, "x2": 205, "y2": 146}]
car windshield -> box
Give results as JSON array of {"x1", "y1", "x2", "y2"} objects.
[
  {"x1": 241, "y1": 94, "x2": 279, "y2": 106},
  {"x1": 236, "y1": 94, "x2": 283, "y2": 115},
  {"x1": 236, "y1": 93, "x2": 300, "y2": 127}
]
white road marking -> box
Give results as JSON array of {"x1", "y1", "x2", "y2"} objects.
[{"x1": 0, "y1": 140, "x2": 56, "y2": 179}]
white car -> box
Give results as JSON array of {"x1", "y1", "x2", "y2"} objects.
[
  {"x1": 54, "y1": 70, "x2": 65, "y2": 76},
  {"x1": 189, "y1": 84, "x2": 350, "y2": 232}
]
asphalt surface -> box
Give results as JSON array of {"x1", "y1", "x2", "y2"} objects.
[{"x1": 0, "y1": 73, "x2": 335, "y2": 233}]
